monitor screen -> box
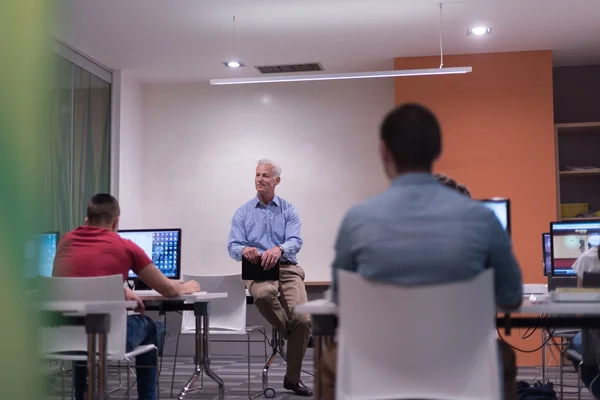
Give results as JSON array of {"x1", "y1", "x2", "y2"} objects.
[
  {"x1": 480, "y1": 199, "x2": 511, "y2": 235},
  {"x1": 117, "y1": 229, "x2": 181, "y2": 279},
  {"x1": 543, "y1": 233, "x2": 551, "y2": 276},
  {"x1": 24, "y1": 232, "x2": 59, "y2": 278},
  {"x1": 550, "y1": 221, "x2": 600, "y2": 276}
]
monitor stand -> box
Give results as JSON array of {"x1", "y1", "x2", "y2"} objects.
[
  {"x1": 133, "y1": 279, "x2": 151, "y2": 291},
  {"x1": 547, "y1": 275, "x2": 577, "y2": 291}
]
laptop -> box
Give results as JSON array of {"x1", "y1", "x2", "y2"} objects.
[{"x1": 242, "y1": 257, "x2": 280, "y2": 281}]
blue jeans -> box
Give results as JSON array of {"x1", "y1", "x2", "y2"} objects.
[
  {"x1": 73, "y1": 315, "x2": 165, "y2": 400},
  {"x1": 571, "y1": 332, "x2": 600, "y2": 399}
]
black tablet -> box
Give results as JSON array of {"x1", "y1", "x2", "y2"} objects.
[{"x1": 242, "y1": 257, "x2": 280, "y2": 281}]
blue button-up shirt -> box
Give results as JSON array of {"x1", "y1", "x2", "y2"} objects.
[
  {"x1": 228, "y1": 196, "x2": 303, "y2": 264},
  {"x1": 331, "y1": 173, "x2": 523, "y2": 308}
]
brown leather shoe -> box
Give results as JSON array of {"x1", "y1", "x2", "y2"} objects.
[{"x1": 283, "y1": 376, "x2": 313, "y2": 397}]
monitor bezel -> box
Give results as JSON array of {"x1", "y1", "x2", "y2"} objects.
[
  {"x1": 549, "y1": 220, "x2": 600, "y2": 277},
  {"x1": 542, "y1": 232, "x2": 550, "y2": 277},
  {"x1": 479, "y1": 198, "x2": 511, "y2": 236},
  {"x1": 118, "y1": 228, "x2": 182, "y2": 280}
]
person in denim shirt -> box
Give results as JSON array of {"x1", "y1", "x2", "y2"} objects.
[{"x1": 321, "y1": 104, "x2": 523, "y2": 400}]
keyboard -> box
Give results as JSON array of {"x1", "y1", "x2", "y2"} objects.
[
  {"x1": 550, "y1": 290, "x2": 600, "y2": 302},
  {"x1": 523, "y1": 284, "x2": 548, "y2": 295}
]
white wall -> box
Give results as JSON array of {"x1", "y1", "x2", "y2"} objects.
[
  {"x1": 117, "y1": 71, "x2": 145, "y2": 228},
  {"x1": 136, "y1": 79, "x2": 393, "y2": 282}
]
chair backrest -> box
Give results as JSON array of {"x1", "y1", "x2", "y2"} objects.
[
  {"x1": 336, "y1": 269, "x2": 500, "y2": 400},
  {"x1": 39, "y1": 275, "x2": 128, "y2": 359},
  {"x1": 182, "y1": 273, "x2": 246, "y2": 333}
]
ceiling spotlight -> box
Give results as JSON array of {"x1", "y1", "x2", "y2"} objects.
[
  {"x1": 467, "y1": 26, "x2": 491, "y2": 36},
  {"x1": 223, "y1": 61, "x2": 244, "y2": 68}
]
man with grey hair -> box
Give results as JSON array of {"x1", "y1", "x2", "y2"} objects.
[{"x1": 228, "y1": 159, "x2": 312, "y2": 397}]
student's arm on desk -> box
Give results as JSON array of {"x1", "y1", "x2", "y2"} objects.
[
  {"x1": 125, "y1": 287, "x2": 145, "y2": 313},
  {"x1": 137, "y1": 264, "x2": 200, "y2": 297},
  {"x1": 331, "y1": 210, "x2": 359, "y2": 303},
  {"x1": 485, "y1": 212, "x2": 523, "y2": 310}
]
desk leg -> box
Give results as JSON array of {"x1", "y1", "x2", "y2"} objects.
[
  {"x1": 87, "y1": 333, "x2": 96, "y2": 400},
  {"x1": 541, "y1": 330, "x2": 546, "y2": 383},
  {"x1": 314, "y1": 335, "x2": 323, "y2": 400},
  {"x1": 201, "y1": 313, "x2": 225, "y2": 399},
  {"x1": 97, "y1": 332, "x2": 108, "y2": 399},
  {"x1": 178, "y1": 316, "x2": 203, "y2": 399},
  {"x1": 178, "y1": 302, "x2": 225, "y2": 400}
]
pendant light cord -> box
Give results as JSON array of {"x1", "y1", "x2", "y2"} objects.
[
  {"x1": 232, "y1": 16, "x2": 236, "y2": 57},
  {"x1": 438, "y1": 3, "x2": 444, "y2": 68}
]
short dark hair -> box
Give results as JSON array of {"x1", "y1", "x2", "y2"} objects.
[
  {"x1": 380, "y1": 103, "x2": 442, "y2": 172},
  {"x1": 87, "y1": 193, "x2": 120, "y2": 225},
  {"x1": 434, "y1": 173, "x2": 472, "y2": 198}
]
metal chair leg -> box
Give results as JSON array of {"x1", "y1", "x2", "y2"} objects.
[
  {"x1": 247, "y1": 332, "x2": 251, "y2": 399},
  {"x1": 170, "y1": 332, "x2": 182, "y2": 397},
  {"x1": 560, "y1": 337, "x2": 564, "y2": 400},
  {"x1": 578, "y1": 361, "x2": 582, "y2": 400},
  {"x1": 261, "y1": 327, "x2": 278, "y2": 398}
]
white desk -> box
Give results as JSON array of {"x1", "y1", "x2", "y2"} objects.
[
  {"x1": 519, "y1": 298, "x2": 600, "y2": 315},
  {"x1": 42, "y1": 300, "x2": 136, "y2": 400},
  {"x1": 295, "y1": 297, "x2": 600, "y2": 400},
  {"x1": 41, "y1": 300, "x2": 137, "y2": 313},
  {"x1": 134, "y1": 291, "x2": 228, "y2": 400},
  {"x1": 296, "y1": 298, "x2": 600, "y2": 316}
]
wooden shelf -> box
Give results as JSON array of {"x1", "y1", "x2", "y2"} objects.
[
  {"x1": 556, "y1": 122, "x2": 600, "y2": 129},
  {"x1": 560, "y1": 169, "x2": 600, "y2": 177},
  {"x1": 560, "y1": 217, "x2": 600, "y2": 221},
  {"x1": 556, "y1": 121, "x2": 600, "y2": 135}
]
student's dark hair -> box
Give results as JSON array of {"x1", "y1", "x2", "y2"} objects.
[
  {"x1": 380, "y1": 103, "x2": 442, "y2": 172},
  {"x1": 87, "y1": 193, "x2": 120, "y2": 225},
  {"x1": 434, "y1": 173, "x2": 472, "y2": 198}
]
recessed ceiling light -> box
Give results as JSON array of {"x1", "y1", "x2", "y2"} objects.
[
  {"x1": 467, "y1": 26, "x2": 491, "y2": 36},
  {"x1": 223, "y1": 61, "x2": 245, "y2": 68}
]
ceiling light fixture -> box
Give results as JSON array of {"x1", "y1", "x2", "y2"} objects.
[
  {"x1": 210, "y1": 67, "x2": 471, "y2": 85},
  {"x1": 211, "y1": 3, "x2": 472, "y2": 85},
  {"x1": 223, "y1": 61, "x2": 244, "y2": 68},
  {"x1": 467, "y1": 26, "x2": 491, "y2": 36},
  {"x1": 223, "y1": 16, "x2": 245, "y2": 68}
]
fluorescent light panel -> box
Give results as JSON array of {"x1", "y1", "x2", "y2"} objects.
[{"x1": 210, "y1": 66, "x2": 472, "y2": 85}]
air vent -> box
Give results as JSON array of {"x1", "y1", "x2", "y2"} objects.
[{"x1": 255, "y1": 63, "x2": 323, "y2": 74}]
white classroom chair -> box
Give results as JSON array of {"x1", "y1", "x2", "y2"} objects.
[
  {"x1": 39, "y1": 275, "x2": 158, "y2": 399},
  {"x1": 336, "y1": 269, "x2": 500, "y2": 400},
  {"x1": 170, "y1": 273, "x2": 267, "y2": 398}
]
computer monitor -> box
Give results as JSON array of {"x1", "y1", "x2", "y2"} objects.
[
  {"x1": 117, "y1": 228, "x2": 181, "y2": 280},
  {"x1": 542, "y1": 233, "x2": 551, "y2": 276},
  {"x1": 479, "y1": 199, "x2": 511, "y2": 235},
  {"x1": 550, "y1": 220, "x2": 600, "y2": 276},
  {"x1": 24, "y1": 232, "x2": 59, "y2": 278}
]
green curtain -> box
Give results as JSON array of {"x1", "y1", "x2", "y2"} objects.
[{"x1": 46, "y1": 54, "x2": 111, "y2": 233}]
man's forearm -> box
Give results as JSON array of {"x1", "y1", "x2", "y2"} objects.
[
  {"x1": 280, "y1": 238, "x2": 302, "y2": 257},
  {"x1": 228, "y1": 243, "x2": 245, "y2": 261}
]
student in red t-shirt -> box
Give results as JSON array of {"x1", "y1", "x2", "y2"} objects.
[{"x1": 53, "y1": 193, "x2": 199, "y2": 400}]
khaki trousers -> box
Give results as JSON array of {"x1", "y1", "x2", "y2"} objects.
[
  {"x1": 320, "y1": 339, "x2": 518, "y2": 400},
  {"x1": 248, "y1": 264, "x2": 312, "y2": 384}
]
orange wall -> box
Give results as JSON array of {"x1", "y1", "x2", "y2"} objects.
[{"x1": 394, "y1": 51, "x2": 557, "y2": 366}]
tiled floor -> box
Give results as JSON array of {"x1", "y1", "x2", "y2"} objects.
[{"x1": 44, "y1": 356, "x2": 593, "y2": 399}]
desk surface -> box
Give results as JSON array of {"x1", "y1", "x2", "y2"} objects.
[
  {"x1": 134, "y1": 290, "x2": 227, "y2": 302},
  {"x1": 41, "y1": 300, "x2": 138, "y2": 313},
  {"x1": 295, "y1": 298, "x2": 600, "y2": 316}
]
